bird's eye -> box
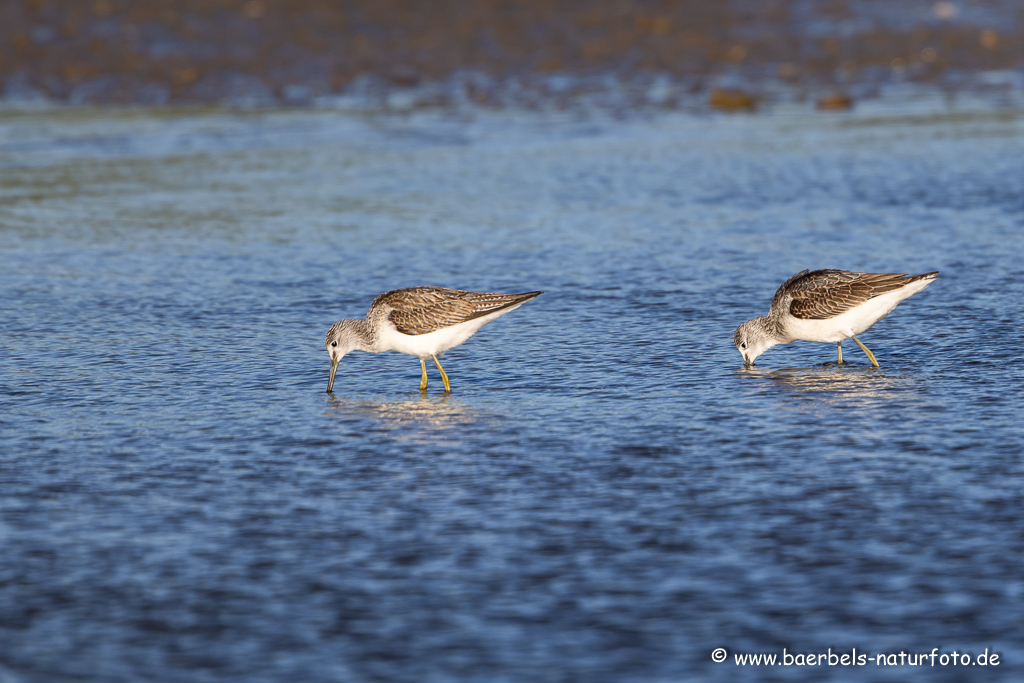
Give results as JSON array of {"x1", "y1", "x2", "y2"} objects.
[
  {"x1": 331, "y1": 341, "x2": 337, "y2": 347},
  {"x1": 741, "y1": 342, "x2": 747, "y2": 349}
]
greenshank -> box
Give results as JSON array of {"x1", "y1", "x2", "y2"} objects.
[
  {"x1": 326, "y1": 287, "x2": 542, "y2": 393},
  {"x1": 734, "y1": 269, "x2": 939, "y2": 367}
]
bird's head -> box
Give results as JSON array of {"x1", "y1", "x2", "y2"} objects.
[
  {"x1": 325, "y1": 319, "x2": 364, "y2": 393},
  {"x1": 734, "y1": 317, "x2": 776, "y2": 366}
]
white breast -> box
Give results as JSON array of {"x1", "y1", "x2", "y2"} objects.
[
  {"x1": 376, "y1": 303, "x2": 527, "y2": 358},
  {"x1": 783, "y1": 279, "x2": 932, "y2": 343}
]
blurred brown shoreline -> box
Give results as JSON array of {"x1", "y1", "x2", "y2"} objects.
[{"x1": 2, "y1": 0, "x2": 1022, "y2": 105}]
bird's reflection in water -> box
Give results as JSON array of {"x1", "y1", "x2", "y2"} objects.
[
  {"x1": 738, "y1": 364, "x2": 912, "y2": 406},
  {"x1": 327, "y1": 393, "x2": 488, "y2": 443}
]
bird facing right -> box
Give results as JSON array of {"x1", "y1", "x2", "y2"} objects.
[{"x1": 734, "y1": 269, "x2": 939, "y2": 367}]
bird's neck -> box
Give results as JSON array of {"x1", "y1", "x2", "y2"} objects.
[
  {"x1": 345, "y1": 319, "x2": 379, "y2": 353},
  {"x1": 759, "y1": 314, "x2": 787, "y2": 343}
]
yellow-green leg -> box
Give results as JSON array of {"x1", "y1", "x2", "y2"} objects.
[
  {"x1": 837, "y1": 341, "x2": 843, "y2": 364},
  {"x1": 432, "y1": 354, "x2": 451, "y2": 393},
  {"x1": 419, "y1": 359, "x2": 429, "y2": 392},
  {"x1": 850, "y1": 335, "x2": 879, "y2": 368}
]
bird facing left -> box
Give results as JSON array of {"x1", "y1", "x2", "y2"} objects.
[{"x1": 325, "y1": 287, "x2": 543, "y2": 393}]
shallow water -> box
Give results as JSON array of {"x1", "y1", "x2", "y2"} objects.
[{"x1": 2, "y1": 98, "x2": 1024, "y2": 682}]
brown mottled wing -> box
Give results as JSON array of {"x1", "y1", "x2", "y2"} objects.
[
  {"x1": 782, "y1": 270, "x2": 911, "y2": 320},
  {"x1": 380, "y1": 287, "x2": 541, "y2": 335}
]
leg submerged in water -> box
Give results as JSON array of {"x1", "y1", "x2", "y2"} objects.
[
  {"x1": 851, "y1": 335, "x2": 879, "y2": 368},
  {"x1": 432, "y1": 354, "x2": 451, "y2": 393}
]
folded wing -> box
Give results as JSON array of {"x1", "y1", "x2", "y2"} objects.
[
  {"x1": 380, "y1": 287, "x2": 541, "y2": 335},
  {"x1": 780, "y1": 269, "x2": 913, "y2": 320}
]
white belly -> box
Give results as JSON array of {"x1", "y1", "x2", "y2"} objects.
[
  {"x1": 783, "y1": 281, "x2": 931, "y2": 343},
  {"x1": 376, "y1": 303, "x2": 526, "y2": 358}
]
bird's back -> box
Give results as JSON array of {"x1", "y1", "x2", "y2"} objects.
[
  {"x1": 373, "y1": 287, "x2": 542, "y2": 336},
  {"x1": 773, "y1": 270, "x2": 938, "y2": 321}
]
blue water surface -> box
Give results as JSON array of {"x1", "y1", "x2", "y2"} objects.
[{"x1": 2, "y1": 95, "x2": 1023, "y2": 682}]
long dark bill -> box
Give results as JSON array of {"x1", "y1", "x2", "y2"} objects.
[{"x1": 327, "y1": 355, "x2": 340, "y2": 393}]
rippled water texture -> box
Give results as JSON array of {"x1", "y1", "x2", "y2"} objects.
[{"x1": 2, "y1": 98, "x2": 1024, "y2": 682}]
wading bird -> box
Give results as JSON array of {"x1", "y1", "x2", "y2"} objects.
[
  {"x1": 325, "y1": 287, "x2": 542, "y2": 393},
  {"x1": 734, "y1": 269, "x2": 938, "y2": 367}
]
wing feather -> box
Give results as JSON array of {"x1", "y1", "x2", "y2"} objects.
[
  {"x1": 378, "y1": 287, "x2": 541, "y2": 335},
  {"x1": 779, "y1": 270, "x2": 912, "y2": 320}
]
